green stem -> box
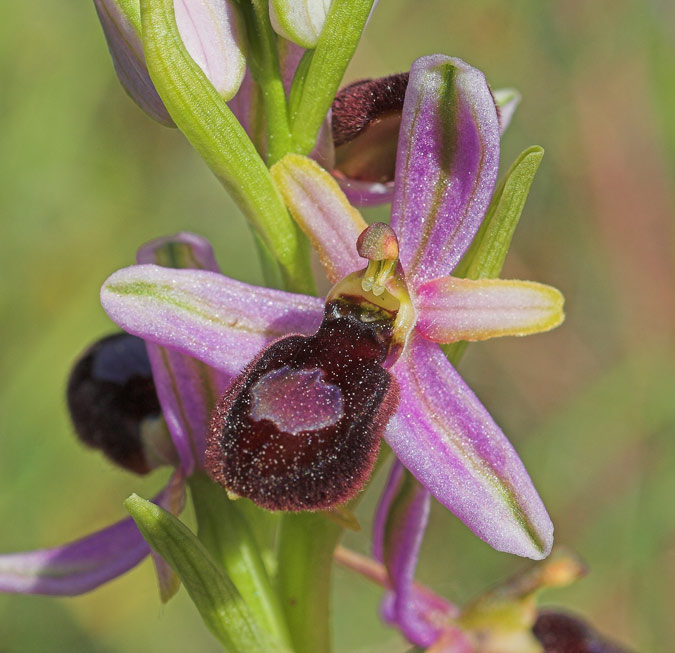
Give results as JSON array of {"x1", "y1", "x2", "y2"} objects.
[
  {"x1": 252, "y1": 231, "x2": 284, "y2": 290},
  {"x1": 290, "y1": 0, "x2": 375, "y2": 154},
  {"x1": 276, "y1": 513, "x2": 342, "y2": 653},
  {"x1": 276, "y1": 453, "x2": 391, "y2": 653},
  {"x1": 242, "y1": 0, "x2": 293, "y2": 165},
  {"x1": 189, "y1": 474, "x2": 292, "y2": 649},
  {"x1": 140, "y1": 0, "x2": 313, "y2": 294}
]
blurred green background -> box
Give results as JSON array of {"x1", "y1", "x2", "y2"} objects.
[{"x1": 1, "y1": 1, "x2": 674, "y2": 651}]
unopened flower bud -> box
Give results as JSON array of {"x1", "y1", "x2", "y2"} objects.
[
  {"x1": 93, "y1": 0, "x2": 174, "y2": 126},
  {"x1": 174, "y1": 0, "x2": 247, "y2": 101},
  {"x1": 269, "y1": 0, "x2": 332, "y2": 49},
  {"x1": 94, "y1": 0, "x2": 247, "y2": 125}
]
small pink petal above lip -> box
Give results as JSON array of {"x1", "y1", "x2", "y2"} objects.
[
  {"x1": 272, "y1": 154, "x2": 367, "y2": 283},
  {"x1": 385, "y1": 334, "x2": 553, "y2": 560},
  {"x1": 174, "y1": 0, "x2": 247, "y2": 101},
  {"x1": 391, "y1": 55, "x2": 500, "y2": 287},
  {"x1": 415, "y1": 277, "x2": 565, "y2": 343},
  {"x1": 101, "y1": 264, "x2": 324, "y2": 376}
]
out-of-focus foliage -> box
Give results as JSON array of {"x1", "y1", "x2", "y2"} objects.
[{"x1": 0, "y1": 1, "x2": 673, "y2": 651}]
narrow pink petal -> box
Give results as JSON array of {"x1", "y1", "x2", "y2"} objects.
[
  {"x1": 138, "y1": 233, "x2": 231, "y2": 475},
  {"x1": 415, "y1": 277, "x2": 565, "y2": 343},
  {"x1": 334, "y1": 545, "x2": 457, "y2": 647},
  {"x1": 0, "y1": 476, "x2": 185, "y2": 596},
  {"x1": 101, "y1": 265, "x2": 324, "y2": 376},
  {"x1": 386, "y1": 335, "x2": 553, "y2": 559},
  {"x1": 272, "y1": 154, "x2": 367, "y2": 283},
  {"x1": 373, "y1": 461, "x2": 447, "y2": 647},
  {"x1": 391, "y1": 56, "x2": 500, "y2": 287},
  {"x1": 147, "y1": 348, "x2": 230, "y2": 474},
  {"x1": 175, "y1": 0, "x2": 247, "y2": 100}
]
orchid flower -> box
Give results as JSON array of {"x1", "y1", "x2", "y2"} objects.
[
  {"x1": 334, "y1": 543, "x2": 626, "y2": 653},
  {"x1": 0, "y1": 234, "x2": 227, "y2": 599},
  {"x1": 99, "y1": 55, "x2": 563, "y2": 560},
  {"x1": 353, "y1": 456, "x2": 627, "y2": 652},
  {"x1": 326, "y1": 74, "x2": 521, "y2": 207}
]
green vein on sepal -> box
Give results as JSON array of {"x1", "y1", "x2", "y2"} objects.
[
  {"x1": 124, "y1": 493, "x2": 289, "y2": 653},
  {"x1": 140, "y1": 0, "x2": 314, "y2": 295}
]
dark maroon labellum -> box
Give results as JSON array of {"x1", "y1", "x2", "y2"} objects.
[
  {"x1": 533, "y1": 611, "x2": 632, "y2": 653},
  {"x1": 67, "y1": 333, "x2": 160, "y2": 474},
  {"x1": 206, "y1": 299, "x2": 400, "y2": 511}
]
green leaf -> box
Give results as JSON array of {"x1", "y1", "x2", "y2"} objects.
[
  {"x1": 189, "y1": 474, "x2": 291, "y2": 648},
  {"x1": 124, "y1": 493, "x2": 288, "y2": 653},
  {"x1": 140, "y1": 0, "x2": 314, "y2": 295},
  {"x1": 290, "y1": 0, "x2": 375, "y2": 154},
  {"x1": 454, "y1": 145, "x2": 544, "y2": 280},
  {"x1": 446, "y1": 146, "x2": 544, "y2": 365}
]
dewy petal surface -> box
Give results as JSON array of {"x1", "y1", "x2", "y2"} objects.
[
  {"x1": 0, "y1": 474, "x2": 185, "y2": 595},
  {"x1": 391, "y1": 56, "x2": 500, "y2": 287},
  {"x1": 101, "y1": 265, "x2": 323, "y2": 376},
  {"x1": 174, "y1": 0, "x2": 247, "y2": 100},
  {"x1": 138, "y1": 233, "x2": 231, "y2": 474},
  {"x1": 272, "y1": 154, "x2": 367, "y2": 283},
  {"x1": 385, "y1": 335, "x2": 553, "y2": 559},
  {"x1": 415, "y1": 277, "x2": 565, "y2": 343}
]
